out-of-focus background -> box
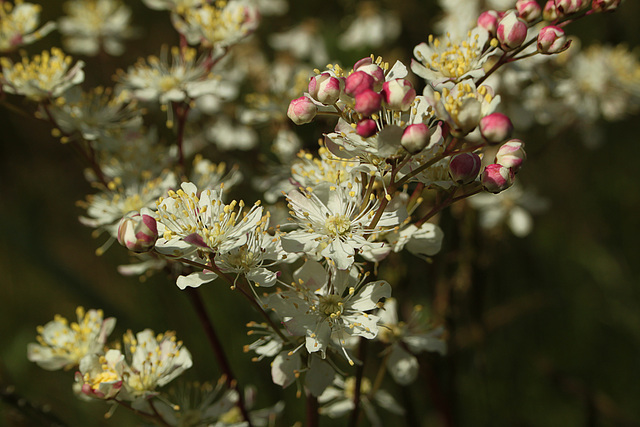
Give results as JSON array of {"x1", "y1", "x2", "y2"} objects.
[{"x1": 1, "y1": 0, "x2": 640, "y2": 425}]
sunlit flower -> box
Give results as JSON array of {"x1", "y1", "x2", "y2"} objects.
[
  {"x1": 282, "y1": 182, "x2": 404, "y2": 270},
  {"x1": 0, "y1": 47, "x2": 84, "y2": 101},
  {"x1": 412, "y1": 27, "x2": 494, "y2": 87},
  {"x1": 154, "y1": 181, "x2": 264, "y2": 258},
  {"x1": 27, "y1": 307, "x2": 116, "y2": 371}
]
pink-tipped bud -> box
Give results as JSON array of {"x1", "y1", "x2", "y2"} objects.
[
  {"x1": 495, "y1": 139, "x2": 526, "y2": 172},
  {"x1": 381, "y1": 79, "x2": 416, "y2": 111},
  {"x1": 449, "y1": 153, "x2": 482, "y2": 185},
  {"x1": 516, "y1": 0, "x2": 542, "y2": 22},
  {"x1": 479, "y1": 112, "x2": 514, "y2": 144},
  {"x1": 287, "y1": 96, "x2": 317, "y2": 125},
  {"x1": 401, "y1": 123, "x2": 430, "y2": 154},
  {"x1": 356, "y1": 119, "x2": 378, "y2": 137},
  {"x1": 497, "y1": 11, "x2": 528, "y2": 50},
  {"x1": 543, "y1": 0, "x2": 559, "y2": 20},
  {"x1": 477, "y1": 10, "x2": 500, "y2": 34},
  {"x1": 482, "y1": 164, "x2": 515, "y2": 193},
  {"x1": 592, "y1": 0, "x2": 621, "y2": 12},
  {"x1": 345, "y1": 71, "x2": 375, "y2": 97},
  {"x1": 117, "y1": 211, "x2": 158, "y2": 253},
  {"x1": 353, "y1": 59, "x2": 385, "y2": 88},
  {"x1": 555, "y1": 0, "x2": 584, "y2": 15},
  {"x1": 537, "y1": 25, "x2": 570, "y2": 54},
  {"x1": 354, "y1": 89, "x2": 382, "y2": 117},
  {"x1": 308, "y1": 73, "x2": 342, "y2": 105}
]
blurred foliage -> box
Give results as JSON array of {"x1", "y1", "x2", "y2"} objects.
[{"x1": 1, "y1": 0, "x2": 640, "y2": 426}]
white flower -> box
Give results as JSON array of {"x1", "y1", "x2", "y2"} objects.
[
  {"x1": 266, "y1": 260, "x2": 391, "y2": 364},
  {"x1": 28, "y1": 307, "x2": 116, "y2": 371},
  {"x1": 0, "y1": 2, "x2": 56, "y2": 53},
  {"x1": 412, "y1": 27, "x2": 494, "y2": 87},
  {"x1": 115, "y1": 45, "x2": 222, "y2": 120},
  {"x1": 45, "y1": 86, "x2": 143, "y2": 143},
  {"x1": 205, "y1": 117, "x2": 258, "y2": 151},
  {"x1": 269, "y1": 20, "x2": 328, "y2": 65},
  {"x1": 318, "y1": 375, "x2": 404, "y2": 424},
  {"x1": 281, "y1": 182, "x2": 404, "y2": 270},
  {"x1": 175, "y1": 1, "x2": 260, "y2": 49},
  {"x1": 338, "y1": 3, "x2": 400, "y2": 50},
  {"x1": 377, "y1": 299, "x2": 446, "y2": 385},
  {"x1": 0, "y1": 47, "x2": 84, "y2": 101},
  {"x1": 78, "y1": 171, "x2": 177, "y2": 254},
  {"x1": 155, "y1": 181, "x2": 264, "y2": 258},
  {"x1": 76, "y1": 329, "x2": 193, "y2": 401},
  {"x1": 468, "y1": 183, "x2": 549, "y2": 237},
  {"x1": 59, "y1": 0, "x2": 137, "y2": 56},
  {"x1": 423, "y1": 79, "x2": 501, "y2": 135}
]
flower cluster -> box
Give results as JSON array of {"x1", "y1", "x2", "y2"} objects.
[{"x1": 9, "y1": 0, "x2": 633, "y2": 425}]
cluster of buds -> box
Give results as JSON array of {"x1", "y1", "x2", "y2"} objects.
[
  {"x1": 287, "y1": 56, "x2": 418, "y2": 139},
  {"x1": 481, "y1": 139, "x2": 526, "y2": 193}
]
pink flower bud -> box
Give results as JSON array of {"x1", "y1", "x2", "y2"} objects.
[
  {"x1": 592, "y1": 0, "x2": 621, "y2": 12},
  {"x1": 555, "y1": 0, "x2": 584, "y2": 15},
  {"x1": 497, "y1": 11, "x2": 528, "y2": 50},
  {"x1": 345, "y1": 71, "x2": 375, "y2": 97},
  {"x1": 381, "y1": 79, "x2": 416, "y2": 111},
  {"x1": 477, "y1": 10, "x2": 500, "y2": 34},
  {"x1": 401, "y1": 123, "x2": 430, "y2": 154},
  {"x1": 543, "y1": 1, "x2": 559, "y2": 20},
  {"x1": 117, "y1": 211, "x2": 158, "y2": 252},
  {"x1": 449, "y1": 153, "x2": 482, "y2": 185},
  {"x1": 495, "y1": 139, "x2": 526, "y2": 172},
  {"x1": 516, "y1": 0, "x2": 542, "y2": 22},
  {"x1": 354, "y1": 89, "x2": 382, "y2": 117},
  {"x1": 287, "y1": 96, "x2": 317, "y2": 125},
  {"x1": 356, "y1": 119, "x2": 378, "y2": 137},
  {"x1": 308, "y1": 73, "x2": 342, "y2": 105},
  {"x1": 537, "y1": 25, "x2": 570, "y2": 54},
  {"x1": 353, "y1": 58, "x2": 385, "y2": 88},
  {"x1": 482, "y1": 164, "x2": 515, "y2": 193},
  {"x1": 479, "y1": 112, "x2": 514, "y2": 144}
]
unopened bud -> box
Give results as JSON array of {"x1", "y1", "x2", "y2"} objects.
[
  {"x1": 287, "y1": 96, "x2": 317, "y2": 125},
  {"x1": 356, "y1": 119, "x2": 378, "y2": 137},
  {"x1": 354, "y1": 89, "x2": 382, "y2": 117},
  {"x1": 516, "y1": 0, "x2": 542, "y2": 22},
  {"x1": 495, "y1": 139, "x2": 526, "y2": 172},
  {"x1": 308, "y1": 73, "x2": 342, "y2": 105},
  {"x1": 543, "y1": 0, "x2": 559, "y2": 20},
  {"x1": 480, "y1": 112, "x2": 514, "y2": 144},
  {"x1": 381, "y1": 79, "x2": 416, "y2": 111},
  {"x1": 482, "y1": 164, "x2": 515, "y2": 193},
  {"x1": 117, "y1": 211, "x2": 158, "y2": 252},
  {"x1": 353, "y1": 58, "x2": 385, "y2": 88},
  {"x1": 592, "y1": 0, "x2": 621, "y2": 12},
  {"x1": 497, "y1": 11, "x2": 528, "y2": 50},
  {"x1": 537, "y1": 25, "x2": 570, "y2": 54},
  {"x1": 345, "y1": 71, "x2": 375, "y2": 97},
  {"x1": 449, "y1": 153, "x2": 482, "y2": 185},
  {"x1": 555, "y1": 0, "x2": 585, "y2": 15},
  {"x1": 477, "y1": 10, "x2": 500, "y2": 34},
  {"x1": 401, "y1": 123, "x2": 430, "y2": 154}
]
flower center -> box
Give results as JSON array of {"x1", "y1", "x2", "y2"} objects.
[
  {"x1": 318, "y1": 294, "x2": 343, "y2": 317},
  {"x1": 325, "y1": 214, "x2": 351, "y2": 237}
]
